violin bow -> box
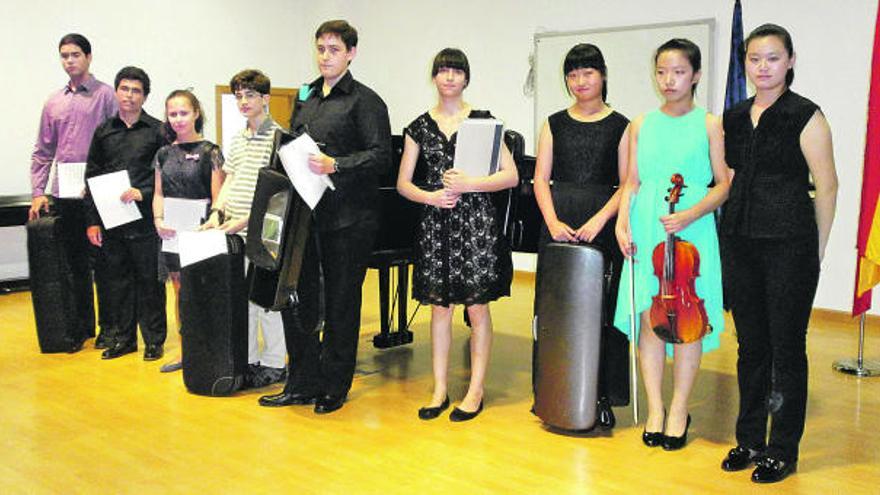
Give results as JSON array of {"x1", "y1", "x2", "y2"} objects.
[{"x1": 628, "y1": 243, "x2": 639, "y2": 424}]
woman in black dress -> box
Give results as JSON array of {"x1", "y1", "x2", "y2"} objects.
[
  {"x1": 720, "y1": 24, "x2": 837, "y2": 483},
  {"x1": 533, "y1": 43, "x2": 630, "y2": 427},
  {"x1": 397, "y1": 48, "x2": 518, "y2": 421},
  {"x1": 152, "y1": 89, "x2": 225, "y2": 371}
]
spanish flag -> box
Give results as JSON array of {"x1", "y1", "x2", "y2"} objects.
[{"x1": 853, "y1": 5, "x2": 880, "y2": 316}]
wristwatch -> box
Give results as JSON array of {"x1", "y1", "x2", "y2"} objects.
[{"x1": 332, "y1": 158, "x2": 340, "y2": 173}]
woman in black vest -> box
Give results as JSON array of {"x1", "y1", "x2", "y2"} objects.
[{"x1": 720, "y1": 24, "x2": 838, "y2": 483}]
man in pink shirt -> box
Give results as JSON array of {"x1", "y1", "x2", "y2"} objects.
[{"x1": 29, "y1": 33, "x2": 117, "y2": 352}]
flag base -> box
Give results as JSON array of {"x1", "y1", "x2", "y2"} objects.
[{"x1": 833, "y1": 358, "x2": 880, "y2": 377}]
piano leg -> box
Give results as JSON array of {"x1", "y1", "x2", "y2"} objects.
[
  {"x1": 396, "y1": 263, "x2": 413, "y2": 345},
  {"x1": 372, "y1": 262, "x2": 414, "y2": 349},
  {"x1": 378, "y1": 266, "x2": 390, "y2": 335}
]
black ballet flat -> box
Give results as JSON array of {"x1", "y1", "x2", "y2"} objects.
[
  {"x1": 418, "y1": 396, "x2": 450, "y2": 420},
  {"x1": 662, "y1": 414, "x2": 691, "y2": 451},
  {"x1": 449, "y1": 400, "x2": 483, "y2": 422}
]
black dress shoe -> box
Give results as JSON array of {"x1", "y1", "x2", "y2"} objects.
[
  {"x1": 722, "y1": 445, "x2": 763, "y2": 472},
  {"x1": 449, "y1": 400, "x2": 483, "y2": 422},
  {"x1": 751, "y1": 457, "x2": 797, "y2": 483},
  {"x1": 258, "y1": 391, "x2": 318, "y2": 407},
  {"x1": 597, "y1": 397, "x2": 616, "y2": 429},
  {"x1": 143, "y1": 344, "x2": 164, "y2": 361},
  {"x1": 418, "y1": 396, "x2": 450, "y2": 420},
  {"x1": 101, "y1": 342, "x2": 137, "y2": 360},
  {"x1": 662, "y1": 414, "x2": 691, "y2": 451},
  {"x1": 94, "y1": 333, "x2": 111, "y2": 350},
  {"x1": 314, "y1": 394, "x2": 346, "y2": 414}
]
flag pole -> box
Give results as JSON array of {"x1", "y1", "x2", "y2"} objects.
[
  {"x1": 833, "y1": 312, "x2": 880, "y2": 377},
  {"x1": 841, "y1": 2, "x2": 880, "y2": 377}
]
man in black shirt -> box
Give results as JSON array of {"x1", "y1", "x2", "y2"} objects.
[
  {"x1": 84, "y1": 66, "x2": 167, "y2": 361},
  {"x1": 259, "y1": 20, "x2": 392, "y2": 414}
]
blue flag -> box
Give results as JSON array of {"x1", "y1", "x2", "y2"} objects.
[{"x1": 724, "y1": 0, "x2": 747, "y2": 110}]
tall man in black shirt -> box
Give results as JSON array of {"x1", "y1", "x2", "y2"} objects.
[
  {"x1": 84, "y1": 66, "x2": 167, "y2": 361},
  {"x1": 259, "y1": 20, "x2": 392, "y2": 414}
]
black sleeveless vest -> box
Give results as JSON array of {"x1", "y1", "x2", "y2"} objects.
[{"x1": 721, "y1": 90, "x2": 820, "y2": 238}]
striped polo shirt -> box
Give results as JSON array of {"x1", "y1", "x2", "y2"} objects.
[{"x1": 222, "y1": 117, "x2": 282, "y2": 237}]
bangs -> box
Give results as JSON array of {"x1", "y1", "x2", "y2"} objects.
[
  {"x1": 563, "y1": 44, "x2": 606, "y2": 76},
  {"x1": 432, "y1": 48, "x2": 470, "y2": 79}
]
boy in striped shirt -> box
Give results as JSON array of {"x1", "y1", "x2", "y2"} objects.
[{"x1": 206, "y1": 69, "x2": 286, "y2": 387}]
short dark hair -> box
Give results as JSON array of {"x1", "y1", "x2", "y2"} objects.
[
  {"x1": 431, "y1": 48, "x2": 470, "y2": 86},
  {"x1": 115, "y1": 66, "x2": 151, "y2": 96},
  {"x1": 563, "y1": 43, "x2": 608, "y2": 101},
  {"x1": 655, "y1": 38, "x2": 702, "y2": 95},
  {"x1": 163, "y1": 89, "x2": 205, "y2": 141},
  {"x1": 745, "y1": 23, "x2": 795, "y2": 86},
  {"x1": 58, "y1": 33, "x2": 91, "y2": 55},
  {"x1": 230, "y1": 69, "x2": 271, "y2": 95},
  {"x1": 315, "y1": 20, "x2": 358, "y2": 50}
]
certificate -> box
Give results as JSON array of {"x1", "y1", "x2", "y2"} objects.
[
  {"x1": 86, "y1": 170, "x2": 141, "y2": 229},
  {"x1": 161, "y1": 197, "x2": 209, "y2": 253},
  {"x1": 57, "y1": 162, "x2": 87, "y2": 198},
  {"x1": 276, "y1": 133, "x2": 335, "y2": 209}
]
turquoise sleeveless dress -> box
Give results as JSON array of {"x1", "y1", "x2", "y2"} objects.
[{"x1": 613, "y1": 107, "x2": 724, "y2": 354}]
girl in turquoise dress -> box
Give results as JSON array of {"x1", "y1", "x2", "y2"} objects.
[{"x1": 614, "y1": 39, "x2": 730, "y2": 450}]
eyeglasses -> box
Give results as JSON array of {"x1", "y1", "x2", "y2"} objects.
[{"x1": 234, "y1": 90, "x2": 263, "y2": 101}]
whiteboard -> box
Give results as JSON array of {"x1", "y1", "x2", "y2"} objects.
[{"x1": 534, "y1": 19, "x2": 715, "y2": 139}]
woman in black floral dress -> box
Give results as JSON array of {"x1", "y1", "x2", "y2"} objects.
[{"x1": 397, "y1": 48, "x2": 518, "y2": 421}]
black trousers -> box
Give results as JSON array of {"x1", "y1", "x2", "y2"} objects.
[
  {"x1": 102, "y1": 231, "x2": 167, "y2": 346},
  {"x1": 722, "y1": 234, "x2": 819, "y2": 462},
  {"x1": 55, "y1": 198, "x2": 111, "y2": 340},
  {"x1": 281, "y1": 223, "x2": 377, "y2": 397}
]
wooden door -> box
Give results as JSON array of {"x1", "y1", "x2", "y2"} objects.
[{"x1": 215, "y1": 85, "x2": 298, "y2": 147}]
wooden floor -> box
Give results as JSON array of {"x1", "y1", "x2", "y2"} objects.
[{"x1": 1, "y1": 271, "x2": 878, "y2": 494}]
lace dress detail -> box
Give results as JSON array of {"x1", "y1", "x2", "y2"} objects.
[{"x1": 405, "y1": 110, "x2": 512, "y2": 306}]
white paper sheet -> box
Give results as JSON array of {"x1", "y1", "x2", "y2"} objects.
[
  {"x1": 161, "y1": 197, "x2": 209, "y2": 253},
  {"x1": 57, "y1": 162, "x2": 87, "y2": 198},
  {"x1": 178, "y1": 230, "x2": 228, "y2": 268},
  {"x1": 452, "y1": 119, "x2": 504, "y2": 177},
  {"x1": 276, "y1": 133, "x2": 335, "y2": 209},
  {"x1": 86, "y1": 170, "x2": 142, "y2": 229}
]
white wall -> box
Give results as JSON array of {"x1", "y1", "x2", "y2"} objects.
[
  {"x1": 2, "y1": 0, "x2": 877, "y2": 315},
  {"x1": 0, "y1": 0, "x2": 316, "y2": 198}
]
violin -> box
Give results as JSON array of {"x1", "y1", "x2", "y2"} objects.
[{"x1": 648, "y1": 174, "x2": 712, "y2": 344}]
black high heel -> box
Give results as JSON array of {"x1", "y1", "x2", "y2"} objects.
[
  {"x1": 662, "y1": 414, "x2": 691, "y2": 451},
  {"x1": 642, "y1": 409, "x2": 666, "y2": 447},
  {"x1": 418, "y1": 396, "x2": 450, "y2": 420}
]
